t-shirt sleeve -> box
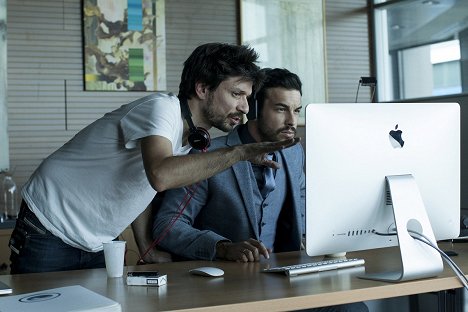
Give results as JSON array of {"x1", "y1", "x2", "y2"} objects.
[{"x1": 120, "y1": 96, "x2": 180, "y2": 149}]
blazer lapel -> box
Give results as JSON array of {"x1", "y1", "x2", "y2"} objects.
[
  {"x1": 278, "y1": 148, "x2": 302, "y2": 240},
  {"x1": 227, "y1": 130, "x2": 260, "y2": 238}
]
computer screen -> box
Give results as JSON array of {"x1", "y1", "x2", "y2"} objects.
[{"x1": 305, "y1": 103, "x2": 460, "y2": 281}]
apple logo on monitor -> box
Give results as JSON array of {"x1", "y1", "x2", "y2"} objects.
[{"x1": 389, "y1": 124, "x2": 404, "y2": 148}]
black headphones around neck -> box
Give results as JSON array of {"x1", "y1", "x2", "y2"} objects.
[{"x1": 179, "y1": 96, "x2": 211, "y2": 151}]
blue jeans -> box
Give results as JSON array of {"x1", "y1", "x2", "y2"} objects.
[{"x1": 9, "y1": 201, "x2": 106, "y2": 274}]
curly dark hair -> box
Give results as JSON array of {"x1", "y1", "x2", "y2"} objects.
[
  {"x1": 178, "y1": 43, "x2": 264, "y2": 99},
  {"x1": 254, "y1": 68, "x2": 302, "y2": 118}
]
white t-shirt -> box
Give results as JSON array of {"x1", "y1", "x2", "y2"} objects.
[{"x1": 21, "y1": 93, "x2": 192, "y2": 252}]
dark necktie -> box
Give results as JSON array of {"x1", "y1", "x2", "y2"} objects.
[{"x1": 261, "y1": 153, "x2": 276, "y2": 198}]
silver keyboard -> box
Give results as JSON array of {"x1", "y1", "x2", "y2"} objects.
[{"x1": 262, "y1": 258, "x2": 365, "y2": 277}]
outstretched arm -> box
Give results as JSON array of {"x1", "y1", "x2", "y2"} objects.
[{"x1": 141, "y1": 135, "x2": 299, "y2": 192}]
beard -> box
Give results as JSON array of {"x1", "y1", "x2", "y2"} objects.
[
  {"x1": 202, "y1": 93, "x2": 243, "y2": 132},
  {"x1": 257, "y1": 119, "x2": 296, "y2": 142}
]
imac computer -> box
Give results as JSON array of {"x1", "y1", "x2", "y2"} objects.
[{"x1": 305, "y1": 103, "x2": 460, "y2": 282}]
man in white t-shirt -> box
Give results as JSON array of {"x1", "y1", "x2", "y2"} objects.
[{"x1": 8, "y1": 43, "x2": 298, "y2": 274}]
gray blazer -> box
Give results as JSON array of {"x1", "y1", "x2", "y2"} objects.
[{"x1": 152, "y1": 128, "x2": 305, "y2": 260}]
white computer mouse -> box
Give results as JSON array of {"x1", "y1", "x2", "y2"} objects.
[{"x1": 189, "y1": 266, "x2": 224, "y2": 277}]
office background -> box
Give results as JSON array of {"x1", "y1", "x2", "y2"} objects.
[
  {"x1": 1, "y1": 1, "x2": 468, "y2": 311},
  {"x1": 1, "y1": 0, "x2": 372, "y2": 189},
  {"x1": 2, "y1": 1, "x2": 468, "y2": 196},
  {"x1": 4, "y1": 0, "x2": 468, "y2": 207}
]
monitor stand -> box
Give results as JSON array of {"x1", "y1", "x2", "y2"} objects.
[{"x1": 359, "y1": 174, "x2": 444, "y2": 282}]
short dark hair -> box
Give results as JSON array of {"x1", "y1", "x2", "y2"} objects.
[
  {"x1": 178, "y1": 43, "x2": 263, "y2": 99},
  {"x1": 254, "y1": 68, "x2": 302, "y2": 118}
]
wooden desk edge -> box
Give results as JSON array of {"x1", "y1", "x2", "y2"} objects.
[{"x1": 171, "y1": 276, "x2": 466, "y2": 312}]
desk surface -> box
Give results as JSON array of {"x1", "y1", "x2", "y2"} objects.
[{"x1": 1, "y1": 242, "x2": 467, "y2": 312}]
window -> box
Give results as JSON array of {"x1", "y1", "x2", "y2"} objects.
[
  {"x1": 240, "y1": 0, "x2": 326, "y2": 123},
  {"x1": 373, "y1": 0, "x2": 468, "y2": 101}
]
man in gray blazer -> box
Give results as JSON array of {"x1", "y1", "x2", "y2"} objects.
[
  {"x1": 152, "y1": 68, "x2": 304, "y2": 262},
  {"x1": 152, "y1": 68, "x2": 369, "y2": 312}
]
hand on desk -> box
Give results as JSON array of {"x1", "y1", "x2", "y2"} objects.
[{"x1": 216, "y1": 239, "x2": 271, "y2": 263}]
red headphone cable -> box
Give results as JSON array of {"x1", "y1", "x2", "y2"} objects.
[{"x1": 138, "y1": 148, "x2": 207, "y2": 263}]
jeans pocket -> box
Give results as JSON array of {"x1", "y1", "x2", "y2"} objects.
[
  {"x1": 9, "y1": 213, "x2": 49, "y2": 255},
  {"x1": 9, "y1": 225, "x2": 67, "y2": 274},
  {"x1": 8, "y1": 226, "x2": 25, "y2": 255}
]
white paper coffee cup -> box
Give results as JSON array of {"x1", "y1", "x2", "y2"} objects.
[{"x1": 103, "y1": 241, "x2": 126, "y2": 278}]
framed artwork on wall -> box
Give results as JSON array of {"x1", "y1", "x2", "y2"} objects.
[
  {"x1": 240, "y1": 0, "x2": 326, "y2": 124},
  {"x1": 82, "y1": 0, "x2": 166, "y2": 91}
]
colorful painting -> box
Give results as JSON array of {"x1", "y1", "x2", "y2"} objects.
[{"x1": 83, "y1": 0, "x2": 166, "y2": 91}]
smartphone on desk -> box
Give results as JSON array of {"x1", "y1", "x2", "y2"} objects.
[
  {"x1": 126, "y1": 271, "x2": 167, "y2": 286},
  {"x1": 127, "y1": 271, "x2": 160, "y2": 277}
]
